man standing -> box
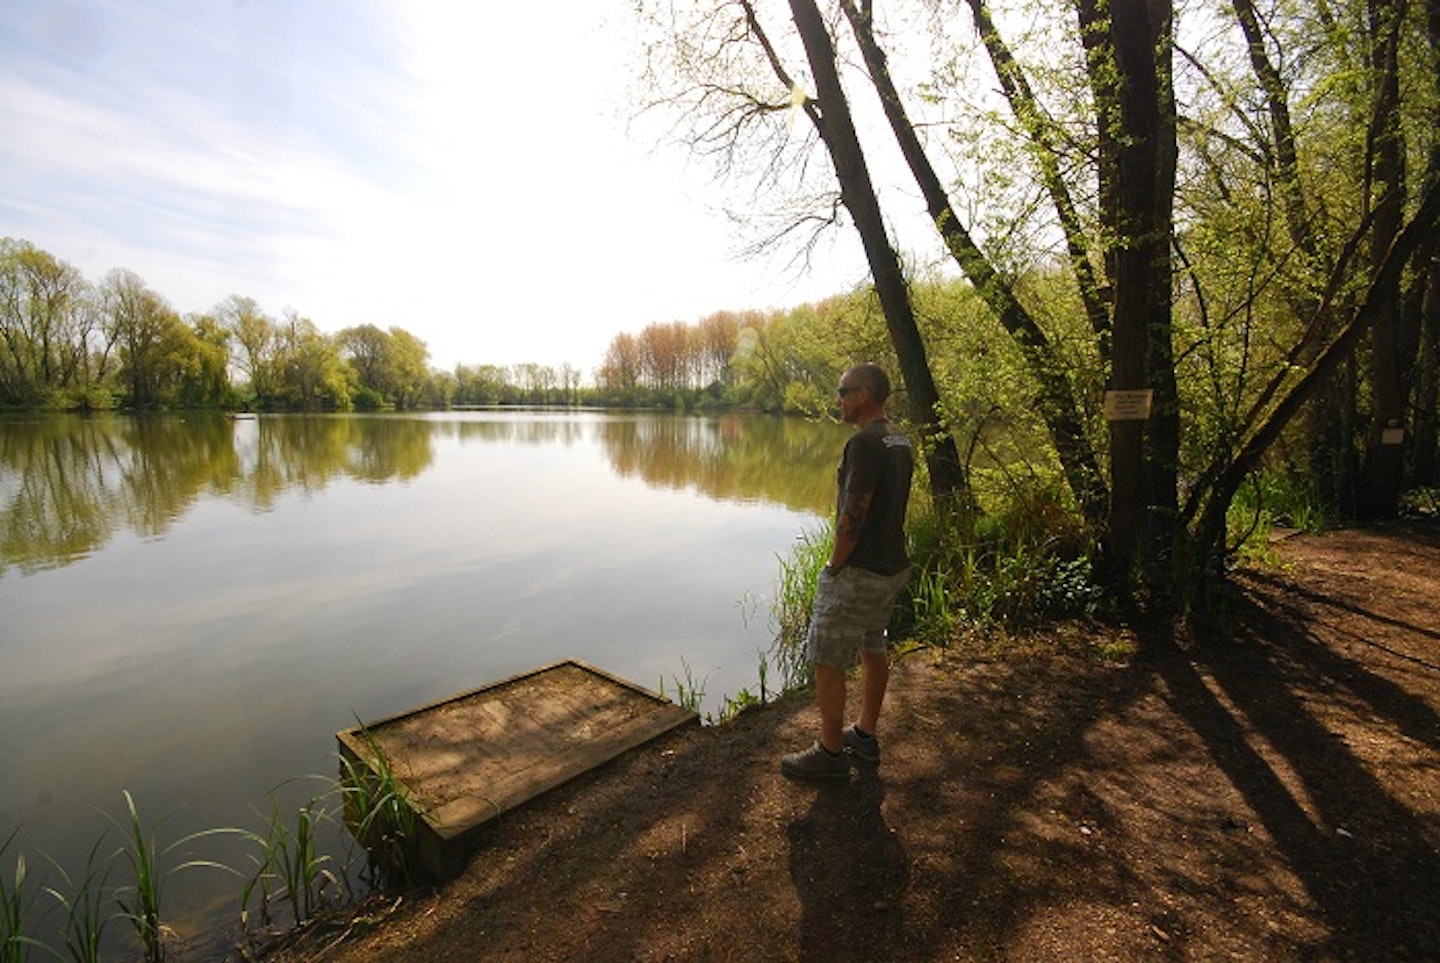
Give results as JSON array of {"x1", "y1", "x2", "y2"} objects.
[{"x1": 782, "y1": 362, "x2": 914, "y2": 780}]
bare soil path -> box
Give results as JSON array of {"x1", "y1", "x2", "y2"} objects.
[{"x1": 260, "y1": 522, "x2": 1440, "y2": 961}]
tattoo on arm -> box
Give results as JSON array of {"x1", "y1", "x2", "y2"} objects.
[{"x1": 836, "y1": 490, "x2": 873, "y2": 543}]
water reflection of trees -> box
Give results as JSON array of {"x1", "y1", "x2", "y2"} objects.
[
  {"x1": 598, "y1": 414, "x2": 845, "y2": 515},
  {"x1": 449, "y1": 416, "x2": 592, "y2": 447},
  {"x1": 0, "y1": 412, "x2": 844, "y2": 575},
  {"x1": 0, "y1": 415, "x2": 236, "y2": 574},
  {"x1": 232, "y1": 415, "x2": 434, "y2": 509},
  {"x1": 0, "y1": 414, "x2": 435, "y2": 574},
  {"x1": 443, "y1": 412, "x2": 844, "y2": 513}
]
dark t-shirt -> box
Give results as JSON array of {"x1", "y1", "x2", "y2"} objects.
[{"x1": 837, "y1": 419, "x2": 914, "y2": 575}]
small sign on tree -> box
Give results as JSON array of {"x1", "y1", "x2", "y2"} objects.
[{"x1": 1104, "y1": 389, "x2": 1154, "y2": 422}]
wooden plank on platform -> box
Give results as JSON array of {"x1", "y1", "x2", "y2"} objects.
[{"x1": 336, "y1": 659, "x2": 697, "y2": 877}]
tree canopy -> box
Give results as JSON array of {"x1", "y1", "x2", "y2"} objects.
[{"x1": 633, "y1": 0, "x2": 1440, "y2": 591}]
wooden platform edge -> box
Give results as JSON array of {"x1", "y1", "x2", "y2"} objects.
[{"x1": 333, "y1": 658, "x2": 699, "y2": 879}]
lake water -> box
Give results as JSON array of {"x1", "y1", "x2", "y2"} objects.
[{"x1": 0, "y1": 410, "x2": 848, "y2": 950}]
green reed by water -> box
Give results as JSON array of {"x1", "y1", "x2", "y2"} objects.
[{"x1": 1, "y1": 764, "x2": 422, "y2": 962}]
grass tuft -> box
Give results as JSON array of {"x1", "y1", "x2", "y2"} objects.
[
  {"x1": 111, "y1": 791, "x2": 241, "y2": 963},
  {"x1": 659, "y1": 659, "x2": 710, "y2": 715},
  {"x1": 767, "y1": 525, "x2": 831, "y2": 692},
  {"x1": 2, "y1": 828, "x2": 56, "y2": 963},
  {"x1": 241, "y1": 783, "x2": 347, "y2": 932},
  {"x1": 338, "y1": 723, "x2": 422, "y2": 894},
  {"x1": 41, "y1": 836, "x2": 114, "y2": 963}
]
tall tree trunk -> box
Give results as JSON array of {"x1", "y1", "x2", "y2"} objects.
[
  {"x1": 1358, "y1": 0, "x2": 1409, "y2": 518},
  {"x1": 776, "y1": 0, "x2": 969, "y2": 516},
  {"x1": 1410, "y1": 0, "x2": 1440, "y2": 485},
  {"x1": 1077, "y1": 0, "x2": 1179, "y2": 585},
  {"x1": 1232, "y1": 0, "x2": 1356, "y2": 521},
  {"x1": 1416, "y1": 257, "x2": 1440, "y2": 484}
]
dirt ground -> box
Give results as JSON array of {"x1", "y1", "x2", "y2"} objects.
[{"x1": 258, "y1": 522, "x2": 1440, "y2": 962}]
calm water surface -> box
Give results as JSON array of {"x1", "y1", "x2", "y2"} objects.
[{"x1": 0, "y1": 410, "x2": 848, "y2": 947}]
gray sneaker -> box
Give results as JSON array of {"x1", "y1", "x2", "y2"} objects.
[
  {"x1": 844, "y1": 725, "x2": 881, "y2": 764},
  {"x1": 781, "y1": 742, "x2": 850, "y2": 780}
]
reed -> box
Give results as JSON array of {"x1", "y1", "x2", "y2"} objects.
[
  {"x1": 2, "y1": 829, "x2": 53, "y2": 963},
  {"x1": 41, "y1": 836, "x2": 114, "y2": 963},
  {"x1": 904, "y1": 496, "x2": 1104, "y2": 628},
  {"x1": 338, "y1": 725, "x2": 421, "y2": 893},
  {"x1": 716, "y1": 686, "x2": 763, "y2": 723},
  {"x1": 112, "y1": 791, "x2": 239, "y2": 963},
  {"x1": 659, "y1": 658, "x2": 708, "y2": 715},
  {"x1": 241, "y1": 785, "x2": 345, "y2": 931},
  {"x1": 908, "y1": 563, "x2": 957, "y2": 644},
  {"x1": 9, "y1": 767, "x2": 418, "y2": 961},
  {"x1": 768, "y1": 525, "x2": 831, "y2": 692}
]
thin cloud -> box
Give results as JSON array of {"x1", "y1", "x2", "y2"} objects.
[{"x1": 0, "y1": 1, "x2": 871, "y2": 370}]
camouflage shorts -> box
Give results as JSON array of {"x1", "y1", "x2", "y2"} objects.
[{"x1": 804, "y1": 565, "x2": 911, "y2": 669}]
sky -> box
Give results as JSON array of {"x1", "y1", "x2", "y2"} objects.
[{"x1": 0, "y1": 0, "x2": 878, "y2": 373}]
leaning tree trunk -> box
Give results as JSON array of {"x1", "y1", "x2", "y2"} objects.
[
  {"x1": 778, "y1": 0, "x2": 969, "y2": 517},
  {"x1": 1196, "y1": 181, "x2": 1440, "y2": 562},
  {"x1": 1416, "y1": 251, "x2": 1440, "y2": 484},
  {"x1": 837, "y1": 0, "x2": 1109, "y2": 529}
]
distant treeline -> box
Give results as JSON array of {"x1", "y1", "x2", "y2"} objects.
[{"x1": 1, "y1": 235, "x2": 936, "y2": 415}]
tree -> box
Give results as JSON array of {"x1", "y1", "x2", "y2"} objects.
[
  {"x1": 0, "y1": 239, "x2": 93, "y2": 405},
  {"x1": 837, "y1": 0, "x2": 1110, "y2": 531},
  {"x1": 1355, "y1": 0, "x2": 1415, "y2": 517},
  {"x1": 454, "y1": 363, "x2": 515, "y2": 406},
  {"x1": 383, "y1": 326, "x2": 426, "y2": 408},
  {"x1": 1172, "y1": 0, "x2": 1440, "y2": 551},
  {"x1": 696, "y1": 311, "x2": 744, "y2": 387},
  {"x1": 1415, "y1": 0, "x2": 1440, "y2": 484},
  {"x1": 386, "y1": 328, "x2": 431, "y2": 409},
  {"x1": 598, "y1": 331, "x2": 644, "y2": 399},
  {"x1": 338, "y1": 323, "x2": 390, "y2": 407},
  {"x1": 764, "y1": 0, "x2": 969, "y2": 513},
  {"x1": 175, "y1": 313, "x2": 233, "y2": 407},
  {"x1": 218, "y1": 294, "x2": 280, "y2": 407},
  {"x1": 101, "y1": 269, "x2": 187, "y2": 408},
  {"x1": 1074, "y1": 0, "x2": 1179, "y2": 576},
  {"x1": 276, "y1": 310, "x2": 349, "y2": 410},
  {"x1": 337, "y1": 324, "x2": 431, "y2": 409},
  {"x1": 560, "y1": 363, "x2": 583, "y2": 406},
  {"x1": 639, "y1": 0, "x2": 1440, "y2": 598},
  {"x1": 638, "y1": 1, "x2": 967, "y2": 508},
  {"x1": 638, "y1": 320, "x2": 693, "y2": 391}
]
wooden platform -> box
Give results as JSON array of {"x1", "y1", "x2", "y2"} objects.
[{"x1": 336, "y1": 659, "x2": 697, "y2": 876}]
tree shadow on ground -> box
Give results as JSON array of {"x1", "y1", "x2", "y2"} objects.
[
  {"x1": 1148, "y1": 573, "x2": 1440, "y2": 959},
  {"x1": 877, "y1": 649, "x2": 1164, "y2": 959}
]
